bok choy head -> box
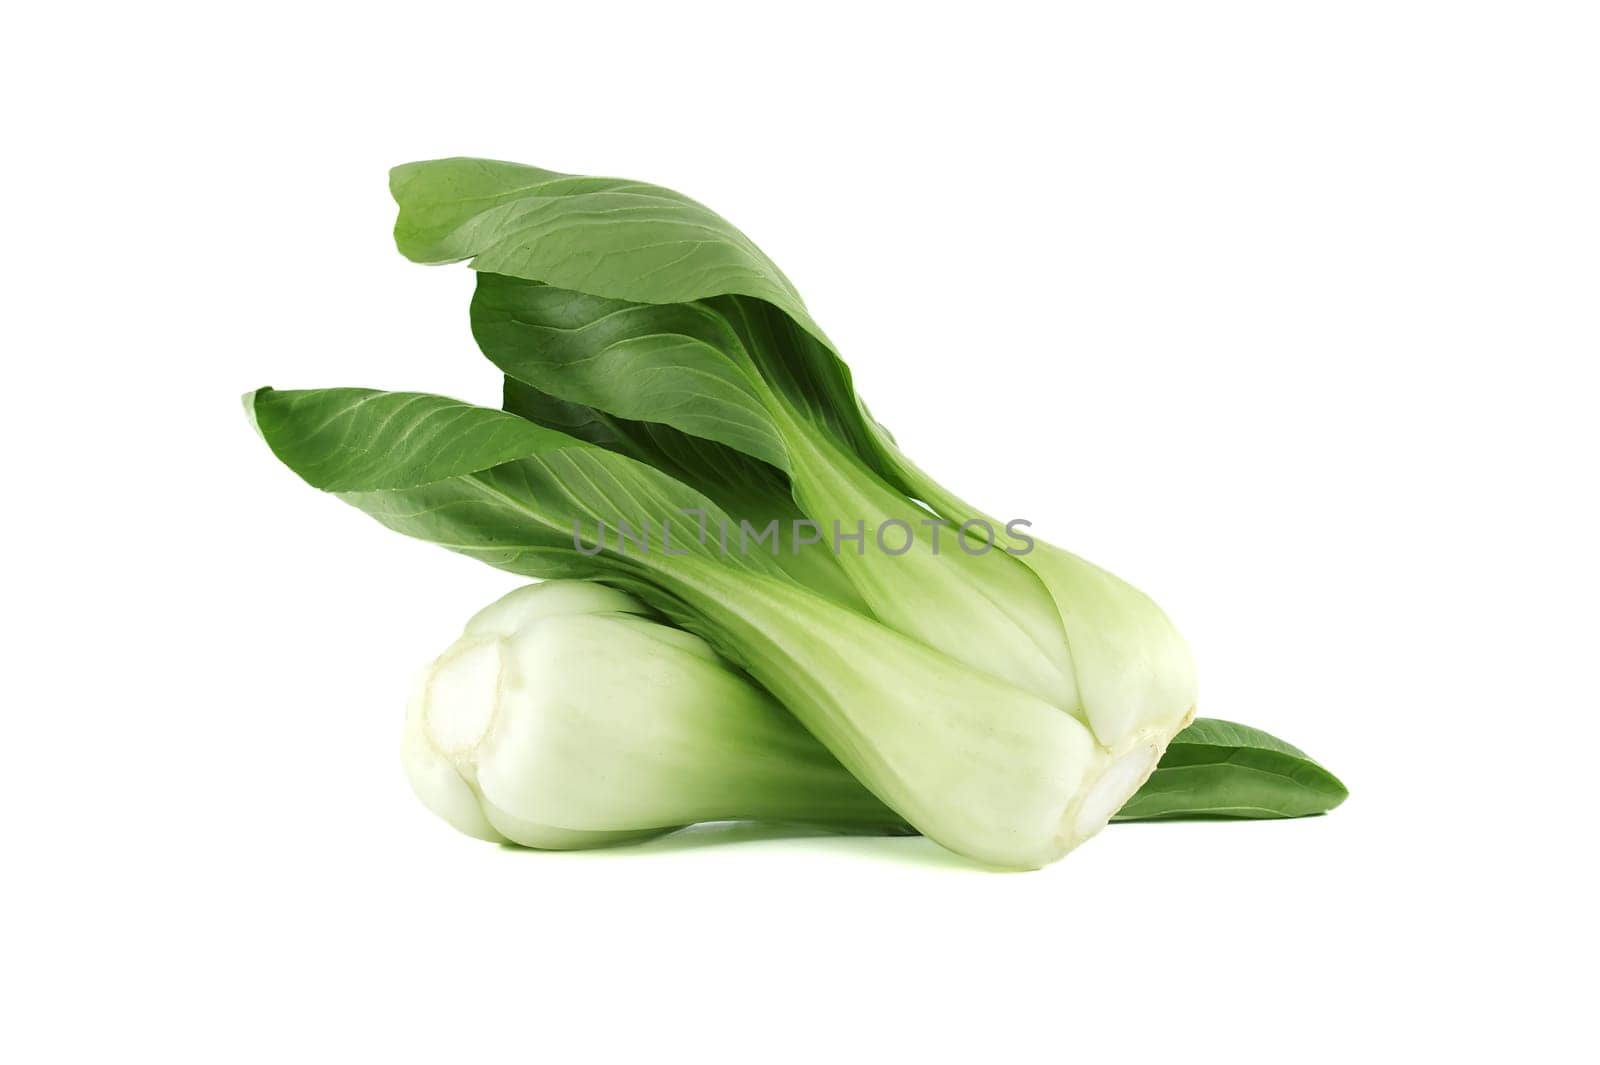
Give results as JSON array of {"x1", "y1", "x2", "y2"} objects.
[
  {"x1": 407, "y1": 583, "x2": 1346, "y2": 848},
  {"x1": 403, "y1": 581, "x2": 902, "y2": 847},
  {"x1": 390, "y1": 157, "x2": 1198, "y2": 754},
  {"x1": 247, "y1": 386, "x2": 1144, "y2": 868},
  {"x1": 242, "y1": 157, "x2": 1222, "y2": 870}
]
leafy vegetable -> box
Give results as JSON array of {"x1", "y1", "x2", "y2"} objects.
[
  {"x1": 248, "y1": 386, "x2": 1117, "y2": 869},
  {"x1": 393, "y1": 157, "x2": 1196, "y2": 753},
  {"x1": 402, "y1": 582, "x2": 1345, "y2": 849},
  {"x1": 403, "y1": 581, "x2": 904, "y2": 847},
  {"x1": 244, "y1": 157, "x2": 1346, "y2": 869}
]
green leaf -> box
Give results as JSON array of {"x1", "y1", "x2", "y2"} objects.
[
  {"x1": 474, "y1": 278, "x2": 792, "y2": 471},
  {"x1": 472, "y1": 271, "x2": 891, "y2": 473},
  {"x1": 1114, "y1": 718, "x2": 1349, "y2": 821},
  {"x1": 247, "y1": 387, "x2": 573, "y2": 491},
  {"x1": 393, "y1": 158, "x2": 891, "y2": 472},
  {"x1": 391, "y1": 157, "x2": 828, "y2": 346},
  {"x1": 246, "y1": 386, "x2": 771, "y2": 584}
]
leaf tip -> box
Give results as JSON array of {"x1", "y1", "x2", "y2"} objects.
[{"x1": 241, "y1": 387, "x2": 270, "y2": 440}]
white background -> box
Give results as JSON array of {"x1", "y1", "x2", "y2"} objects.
[{"x1": 5, "y1": 2, "x2": 1596, "y2": 1060}]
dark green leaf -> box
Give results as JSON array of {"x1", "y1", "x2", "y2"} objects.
[
  {"x1": 393, "y1": 158, "x2": 896, "y2": 477},
  {"x1": 1115, "y1": 718, "x2": 1348, "y2": 821},
  {"x1": 246, "y1": 386, "x2": 778, "y2": 587},
  {"x1": 473, "y1": 278, "x2": 791, "y2": 470},
  {"x1": 247, "y1": 387, "x2": 572, "y2": 491}
]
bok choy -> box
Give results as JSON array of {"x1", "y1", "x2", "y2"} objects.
[
  {"x1": 403, "y1": 582, "x2": 1345, "y2": 848},
  {"x1": 245, "y1": 156, "x2": 1346, "y2": 868}
]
